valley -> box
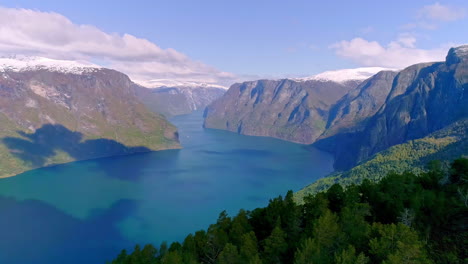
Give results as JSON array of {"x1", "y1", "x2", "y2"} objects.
[{"x1": 0, "y1": 4, "x2": 466, "y2": 262}]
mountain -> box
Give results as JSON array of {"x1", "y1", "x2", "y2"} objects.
[
  {"x1": 203, "y1": 67, "x2": 393, "y2": 144},
  {"x1": 316, "y1": 45, "x2": 468, "y2": 170},
  {"x1": 0, "y1": 56, "x2": 180, "y2": 178},
  {"x1": 135, "y1": 85, "x2": 226, "y2": 117},
  {"x1": 204, "y1": 46, "x2": 467, "y2": 172},
  {"x1": 203, "y1": 78, "x2": 362, "y2": 144}
]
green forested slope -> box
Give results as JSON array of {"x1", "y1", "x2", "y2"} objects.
[{"x1": 296, "y1": 120, "x2": 468, "y2": 200}]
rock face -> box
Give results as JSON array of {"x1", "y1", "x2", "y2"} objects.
[
  {"x1": 204, "y1": 79, "x2": 360, "y2": 143},
  {"x1": 0, "y1": 63, "x2": 180, "y2": 178},
  {"x1": 135, "y1": 85, "x2": 226, "y2": 117},
  {"x1": 316, "y1": 45, "x2": 468, "y2": 169},
  {"x1": 323, "y1": 70, "x2": 398, "y2": 137}
]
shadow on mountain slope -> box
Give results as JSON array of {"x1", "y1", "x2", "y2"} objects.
[{"x1": 2, "y1": 124, "x2": 151, "y2": 168}]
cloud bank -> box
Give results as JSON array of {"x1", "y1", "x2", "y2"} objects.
[
  {"x1": 331, "y1": 36, "x2": 448, "y2": 69},
  {"x1": 0, "y1": 7, "x2": 236, "y2": 87}
]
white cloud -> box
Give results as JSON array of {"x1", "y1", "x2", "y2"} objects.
[
  {"x1": 331, "y1": 36, "x2": 448, "y2": 68},
  {"x1": 0, "y1": 7, "x2": 236, "y2": 87},
  {"x1": 418, "y1": 2, "x2": 466, "y2": 22}
]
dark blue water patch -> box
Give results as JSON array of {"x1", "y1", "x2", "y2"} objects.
[
  {"x1": 0, "y1": 111, "x2": 334, "y2": 264},
  {"x1": 0, "y1": 196, "x2": 137, "y2": 264}
]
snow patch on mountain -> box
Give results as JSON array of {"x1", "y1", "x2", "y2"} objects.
[
  {"x1": 0, "y1": 55, "x2": 101, "y2": 74},
  {"x1": 134, "y1": 78, "x2": 228, "y2": 89},
  {"x1": 297, "y1": 67, "x2": 396, "y2": 83},
  {"x1": 133, "y1": 79, "x2": 229, "y2": 90}
]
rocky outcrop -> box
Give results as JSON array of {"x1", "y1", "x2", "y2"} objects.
[
  {"x1": 0, "y1": 66, "x2": 180, "y2": 178},
  {"x1": 135, "y1": 85, "x2": 226, "y2": 117},
  {"x1": 203, "y1": 79, "x2": 360, "y2": 143}
]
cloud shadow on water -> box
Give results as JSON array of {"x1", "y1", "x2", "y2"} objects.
[{"x1": 0, "y1": 196, "x2": 139, "y2": 264}]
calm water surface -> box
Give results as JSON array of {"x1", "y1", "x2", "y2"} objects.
[{"x1": 0, "y1": 111, "x2": 333, "y2": 264}]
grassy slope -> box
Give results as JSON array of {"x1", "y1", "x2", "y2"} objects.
[{"x1": 295, "y1": 119, "x2": 468, "y2": 202}]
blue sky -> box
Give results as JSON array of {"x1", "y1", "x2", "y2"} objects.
[{"x1": 0, "y1": 0, "x2": 467, "y2": 86}]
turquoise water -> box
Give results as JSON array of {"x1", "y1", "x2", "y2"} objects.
[{"x1": 0, "y1": 111, "x2": 333, "y2": 264}]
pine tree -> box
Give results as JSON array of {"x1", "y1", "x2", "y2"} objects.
[
  {"x1": 239, "y1": 231, "x2": 260, "y2": 263},
  {"x1": 218, "y1": 243, "x2": 241, "y2": 264},
  {"x1": 263, "y1": 219, "x2": 287, "y2": 264},
  {"x1": 141, "y1": 244, "x2": 157, "y2": 264},
  {"x1": 294, "y1": 238, "x2": 317, "y2": 264},
  {"x1": 334, "y1": 245, "x2": 368, "y2": 264},
  {"x1": 161, "y1": 251, "x2": 183, "y2": 264}
]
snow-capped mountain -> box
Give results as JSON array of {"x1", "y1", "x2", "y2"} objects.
[
  {"x1": 296, "y1": 67, "x2": 395, "y2": 83},
  {"x1": 0, "y1": 56, "x2": 101, "y2": 74},
  {"x1": 0, "y1": 55, "x2": 228, "y2": 90}
]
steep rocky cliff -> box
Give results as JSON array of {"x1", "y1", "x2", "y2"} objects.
[
  {"x1": 203, "y1": 79, "x2": 360, "y2": 143},
  {"x1": 316, "y1": 46, "x2": 468, "y2": 169},
  {"x1": 323, "y1": 70, "x2": 398, "y2": 137},
  {"x1": 0, "y1": 58, "x2": 180, "y2": 177}
]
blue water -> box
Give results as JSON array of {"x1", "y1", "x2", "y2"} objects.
[{"x1": 0, "y1": 111, "x2": 333, "y2": 264}]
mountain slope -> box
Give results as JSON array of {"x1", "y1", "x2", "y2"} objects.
[
  {"x1": 135, "y1": 85, "x2": 226, "y2": 117},
  {"x1": 322, "y1": 70, "x2": 398, "y2": 137},
  {"x1": 0, "y1": 58, "x2": 180, "y2": 178},
  {"x1": 203, "y1": 78, "x2": 361, "y2": 144},
  {"x1": 317, "y1": 45, "x2": 468, "y2": 170},
  {"x1": 297, "y1": 119, "x2": 468, "y2": 200}
]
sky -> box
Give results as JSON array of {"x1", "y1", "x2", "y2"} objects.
[{"x1": 0, "y1": 0, "x2": 467, "y2": 87}]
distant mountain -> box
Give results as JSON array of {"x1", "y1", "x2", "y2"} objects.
[
  {"x1": 203, "y1": 71, "x2": 371, "y2": 144},
  {"x1": 0, "y1": 57, "x2": 180, "y2": 178},
  {"x1": 135, "y1": 85, "x2": 226, "y2": 117}
]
